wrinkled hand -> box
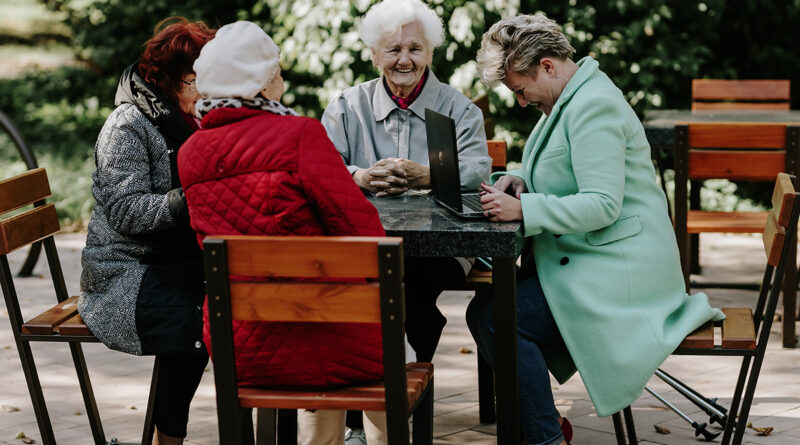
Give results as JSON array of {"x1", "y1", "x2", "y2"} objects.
[
  {"x1": 492, "y1": 175, "x2": 526, "y2": 199},
  {"x1": 387, "y1": 158, "x2": 430, "y2": 189},
  {"x1": 353, "y1": 159, "x2": 409, "y2": 197},
  {"x1": 480, "y1": 182, "x2": 523, "y2": 222}
]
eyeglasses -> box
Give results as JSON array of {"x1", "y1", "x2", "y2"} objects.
[{"x1": 179, "y1": 78, "x2": 197, "y2": 87}]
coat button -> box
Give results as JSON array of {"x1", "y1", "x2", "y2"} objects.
[
  {"x1": 554, "y1": 234, "x2": 562, "y2": 238},
  {"x1": 195, "y1": 341, "x2": 202, "y2": 349},
  {"x1": 560, "y1": 257, "x2": 569, "y2": 265}
]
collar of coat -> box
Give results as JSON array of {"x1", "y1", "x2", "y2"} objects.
[
  {"x1": 114, "y1": 62, "x2": 195, "y2": 148},
  {"x1": 371, "y1": 69, "x2": 442, "y2": 122}
]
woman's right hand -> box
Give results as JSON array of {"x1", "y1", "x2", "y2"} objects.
[{"x1": 492, "y1": 175, "x2": 527, "y2": 198}]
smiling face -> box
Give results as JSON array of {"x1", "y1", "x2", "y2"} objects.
[
  {"x1": 502, "y1": 60, "x2": 564, "y2": 115},
  {"x1": 372, "y1": 21, "x2": 432, "y2": 98}
]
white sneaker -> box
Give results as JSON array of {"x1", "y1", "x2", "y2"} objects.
[{"x1": 344, "y1": 427, "x2": 367, "y2": 445}]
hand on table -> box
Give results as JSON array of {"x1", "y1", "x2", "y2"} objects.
[
  {"x1": 353, "y1": 159, "x2": 409, "y2": 197},
  {"x1": 387, "y1": 158, "x2": 430, "y2": 189},
  {"x1": 480, "y1": 182, "x2": 523, "y2": 222}
]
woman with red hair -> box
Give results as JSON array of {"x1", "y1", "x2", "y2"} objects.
[{"x1": 79, "y1": 17, "x2": 215, "y2": 445}]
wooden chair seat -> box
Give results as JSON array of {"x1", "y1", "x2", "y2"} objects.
[
  {"x1": 678, "y1": 307, "x2": 756, "y2": 350},
  {"x1": 239, "y1": 363, "x2": 433, "y2": 411},
  {"x1": 20, "y1": 295, "x2": 92, "y2": 336},
  {"x1": 465, "y1": 268, "x2": 492, "y2": 285},
  {"x1": 687, "y1": 210, "x2": 768, "y2": 233}
]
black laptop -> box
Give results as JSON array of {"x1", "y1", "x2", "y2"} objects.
[{"x1": 424, "y1": 108, "x2": 485, "y2": 218}]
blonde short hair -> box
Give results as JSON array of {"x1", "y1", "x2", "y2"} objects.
[
  {"x1": 359, "y1": 0, "x2": 444, "y2": 50},
  {"x1": 477, "y1": 13, "x2": 575, "y2": 88}
]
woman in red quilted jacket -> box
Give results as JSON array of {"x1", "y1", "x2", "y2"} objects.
[{"x1": 178, "y1": 21, "x2": 389, "y2": 444}]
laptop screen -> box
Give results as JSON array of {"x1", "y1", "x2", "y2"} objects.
[{"x1": 425, "y1": 108, "x2": 463, "y2": 210}]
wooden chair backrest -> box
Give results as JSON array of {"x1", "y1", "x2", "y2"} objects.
[
  {"x1": 692, "y1": 79, "x2": 791, "y2": 111},
  {"x1": 204, "y1": 236, "x2": 403, "y2": 324},
  {"x1": 763, "y1": 173, "x2": 798, "y2": 266},
  {"x1": 0, "y1": 168, "x2": 60, "y2": 255},
  {"x1": 487, "y1": 140, "x2": 507, "y2": 171},
  {"x1": 677, "y1": 123, "x2": 800, "y2": 181}
]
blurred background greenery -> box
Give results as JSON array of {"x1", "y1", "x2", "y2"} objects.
[{"x1": 1, "y1": 0, "x2": 799, "y2": 227}]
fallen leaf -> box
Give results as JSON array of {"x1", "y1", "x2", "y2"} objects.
[
  {"x1": 654, "y1": 425, "x2": 671, "y2": 434},
  {"x1": 73, "y1": 411, "x2": 81, "y2": 416},
  {"x1": 554, "y1": 399, "x2": 569, "y2": 405},
  {"x1": 3, "y1": 405, "x2": 19, "y2": 413},
  {"x1": 128, "y1": 406, "x2": 137, "y2": 410},
  {"x1": 747, "y1": 422, "x2": 773, "y2": 436},
  {"x1": 458, "y1": 347, "x2": 473, "y2": 354},
  {"x1": 21, "y1": 436, "x2": 34, "y2": 444},
  {"x1": 14, "y1": 431, "x2": 25, "y2": 439}
]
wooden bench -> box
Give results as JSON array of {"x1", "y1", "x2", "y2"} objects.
[{"x1": 0, "y1": 168, "x2": 158, "y2": 445}]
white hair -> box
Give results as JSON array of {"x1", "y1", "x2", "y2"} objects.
[{"x1": 359, "y1": 0, "x2": 444, "y2": 49}]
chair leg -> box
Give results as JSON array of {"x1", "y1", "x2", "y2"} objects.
[
  {"x1": 255, "y1": 408, "x2": 276, "y2": 445},
  {"x1": 68, "y1": 342, "x2": 106, "y2": 445},
  {"x1": 276, "y1": 409, "x2": 297, "y2": 445},
  {"x1": 17, "y1": 340, "x2": 57, "y2": 445},
  {"x1": 141, "y1": 355, "x2": 161, "y2": 445},
  {"x1": 623, "y1": 406, "x2": 638, "y2": 444},
  {"x1": 477, "y1": 351, "x2": 496, "y2": 424},
  {"x1": 721, "y1": 356, "x2": 752, "y2": 445},
  {"x1": 612, "y1": 412, "x2": 626, "y2": 445},
  {"x1": 732, "y1": 352, "x2": 769, "y2": 445},
  {"x1": 412, "y1": 378, "x2": 434, "y2": 445}
]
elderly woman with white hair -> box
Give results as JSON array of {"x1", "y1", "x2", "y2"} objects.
[
  {"x1": 178, "y1": 21, "x2": 390, "y2": 444},
  {"x1": 322, "y1": 0, "x2": 490, "y2": 367},
  {"x1": 467, "y1": 13, "x2": 724, "y2": 444}
]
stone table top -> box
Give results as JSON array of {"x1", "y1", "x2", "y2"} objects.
[{"x1": 367, "y1": 193, "x2": 520, "y2": 258}]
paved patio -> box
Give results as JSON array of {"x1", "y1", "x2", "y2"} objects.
[{"x1": 1, "y1": 232, "x2": 799, "y2": 444}]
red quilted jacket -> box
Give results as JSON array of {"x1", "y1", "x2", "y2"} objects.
[{"x1": 178, "y1": 107, "x2": 385, "y2": 388}]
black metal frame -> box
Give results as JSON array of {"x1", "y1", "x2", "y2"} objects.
[
  {"x1": 0, "y1": 170, "x2": 158, "y2": 445},
  {"x1": 204, "y1": 236, "x2": 434, "y2": 445},
  {"x1": 616, "y1": 175, "x2": 800, "y2": 445}
]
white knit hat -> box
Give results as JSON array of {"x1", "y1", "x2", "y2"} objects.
[{"x1": 193, "y1": 21, "x2": 280, "y2": 99}]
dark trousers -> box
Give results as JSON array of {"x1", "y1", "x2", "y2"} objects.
[
  {"x1": 466, "y1": 268, "x2": 566, "y2": 445},
  {"x1": 153, "y1": 352, "x2": 209, "y2": 438}
]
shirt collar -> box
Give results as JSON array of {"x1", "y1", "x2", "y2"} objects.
[{"x1": 372, "y1": 69, "x2": 442, "y2": 121}]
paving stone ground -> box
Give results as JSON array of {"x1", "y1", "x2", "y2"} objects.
[{"x1": 1, "y1": 232, "x2": 799, "y2": 444}]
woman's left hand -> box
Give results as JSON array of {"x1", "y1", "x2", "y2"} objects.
[{"x1": 480, "y1": 182, "x2": 523, "y2": 221}]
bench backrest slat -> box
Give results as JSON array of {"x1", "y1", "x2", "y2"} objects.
[
  {"x1": 0, "y1": 204, "x2": 60, "y2": 255},
  {"x1": 0, "y1": 168, "x2": 51, "y2": 215}
]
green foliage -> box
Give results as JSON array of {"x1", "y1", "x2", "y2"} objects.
[{"x1": 2, "y1": 0, "x2": 800, "y2": 225}]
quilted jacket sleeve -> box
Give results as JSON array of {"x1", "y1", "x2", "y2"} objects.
[
  {"x1": 297, "y1": 119, "x2": 385, "y2": 237},
  {"x1": 92, "y1": 106, "x2": 175, "y2": 235}
]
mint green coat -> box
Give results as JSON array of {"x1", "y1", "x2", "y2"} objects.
[{"x1": 493, "y1": 57, "x2": 724, "y2": 417}]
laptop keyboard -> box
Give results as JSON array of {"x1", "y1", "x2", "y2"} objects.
[{"x1": 462, "y1": 193, "x2": 483, "y2": 212}]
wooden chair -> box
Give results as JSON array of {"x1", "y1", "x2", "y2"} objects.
[
  {"x1": 673, "y1": 124, "x2": 800, "y2": 339},
  {"x1": 615, "y1": 172, "x2": 800, "y2": 445},
  {"x1": 692, "y1": 79, "x2": 791, "y2": 111},
  {"x1": 203, "y1": 235, "x2": 434, "y2": 445},
  {"x1": 686, "y1": 80, "x2": 792, "y2": 275},
  {"x1": 0, "y1": 168, "x2": 158, "y2": 445}
]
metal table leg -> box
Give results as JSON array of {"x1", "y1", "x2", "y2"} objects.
[{"x1": 492, "y1": 257, "x2": 519, "y2": 444}]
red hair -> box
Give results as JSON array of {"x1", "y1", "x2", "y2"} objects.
[{"x1": 138, "y1": 17, "x2": 215, "y2": 101}]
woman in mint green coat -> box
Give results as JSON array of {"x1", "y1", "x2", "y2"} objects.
[{"x1": 466, "y1": 13, "x2": 724, "y2": 445}]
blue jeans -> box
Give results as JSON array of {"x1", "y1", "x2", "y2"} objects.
[{"x1": 466, "y1": 267, "x2": 566, "y2": 445}]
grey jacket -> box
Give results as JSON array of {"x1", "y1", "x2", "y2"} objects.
[
  {"x1": 321, "y1": 70, "x2": 491, "y2": 191},
  {"x1": 79, "y1": 64, "x2": 200, "y2": 355}
]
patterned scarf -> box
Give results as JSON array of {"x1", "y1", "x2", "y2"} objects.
[
  {"x1": 384, "y1": 68, "x2": 428, "y2": 110},
  {"x1": 195, "y1": 96, "x2": 299, "y2": 119}
]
